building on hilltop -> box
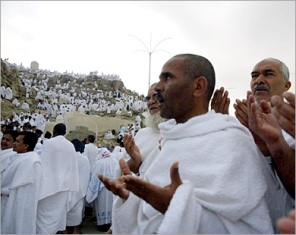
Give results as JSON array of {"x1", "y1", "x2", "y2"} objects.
[{"x1": 30, "y1": 61, "x2": 39, "y2": 70}]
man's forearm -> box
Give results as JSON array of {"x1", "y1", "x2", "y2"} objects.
[
  {"x1": 267, "y1": 136, "x2": 295, "y2": 198},
  {"x1": 127, "y1": 157, "x2": 142, "y2": 174},
  {"x1": 252, "y1": 131, "x2": 271, "y2": 156}
]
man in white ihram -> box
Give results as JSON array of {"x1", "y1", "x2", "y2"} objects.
[
  {"x1": 83, "y1": 134, "x2": 99, "y2": 168},
  {"x1": 105, "y1": 83, "x2": 166, "y2": 234},
  {"x1": 120, "y1": 82, "x2": 166, "y2": 178},
  {"x1": 1, "y1": 131, "x2": 41, "y2": 234},
  {"x1": 37, "y1": 123, "x2": 79, "y2": 234},
  {"x1": 99, "y1": 54, "x2": 273, "y2": 234},
  {"x1": 1, "y1": 130, "x2": 18, "y2": 177},
  {"x1": 66, "y1": 139, "x2": 90, "y2": 234}
]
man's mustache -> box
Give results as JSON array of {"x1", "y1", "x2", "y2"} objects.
[{"x1": 254, "y1": 83, "x2": 269, "y2": 92}]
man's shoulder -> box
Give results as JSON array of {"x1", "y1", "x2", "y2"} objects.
[
  {"x1": 89, "y1": 143, "x2": 99, "y2": 149},
  {"x1": 27, "y1": 151, "x2": 41, "y2": 163},
  {"x1": 0, "y1": 148, "x2": 15, "y2": 156},
  {"x1": 11, "y1": 152, "x2": 40, "y2": 166},
  {"x1": 78, "y1": 153, "x2": 90, "y2": 163},
  {"x1": 136, "y1": 127, "x2": 160, "y2": 135}
]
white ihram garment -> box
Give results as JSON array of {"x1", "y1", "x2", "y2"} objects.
[
  {"x1": 86, "y1": 151, "x2": 117, "y2": 225},
  {"x1": 116, "y1": 127, "x2": 161, "y2": 179},
  {"x1": 66, "y1": 152, "x2": 90, "y2": 226},
  {"x1": 112, "y1": 110, "x2": 273, "y2": 234},
  {"x1": 1, "y1": 152, "x2": 41, "y2": 234},
  {"x1": 83, "y1": 143, "x2": 99, "y2": 168},
  {"x1": 37, "y1": 135, "x2": 79, "y2": 234},
  {"x1": 1, "y1": 148, "x2": 16, "y2": 175}
]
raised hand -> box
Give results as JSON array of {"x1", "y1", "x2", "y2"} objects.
[
  {"x1": 248, "y1": 92, "x2": 295, "y2": 196},
  {"x1": 233, "y1": 96, "x2": 249, "y2": 127},
  {"x1": 98, "y1": 159, "x2": 132, "y2": 200},
  {"x1": 271, "y1": 92, "x2": 295, "y2": 138},
  {"x1": 248, "y1": 92, "x2": 282, "y2": 144},
  {"x1": 122, "y1": 161, "x2": 182, "y2": 214},
  {"x1": 211, "y1": 87, "x2": 230, "y2": 114},
  {"x1": 234, "y1": 91, "x2": 270, "y2": 156},
  {"x1": 123, "y1": 134, "x2": 142, "y2": 173}
]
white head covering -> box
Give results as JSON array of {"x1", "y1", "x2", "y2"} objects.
[
  {"x1": 96, "y1": 147, "x2": 111, "y2": 161},
  {"x1": 111, "y1": 146, "x2": 124, "y2": 161}
]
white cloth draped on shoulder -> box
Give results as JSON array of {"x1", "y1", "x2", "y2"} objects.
[
  {"x1": 132, "y1": 127, "x2": 161, "y2": 178},
  {"x1": 83, "y1": 143, "x2": 99, "y2": 168},
  {"x1": 1, "y1": 152, "x2": 41, "y2": 234},
  {"x1": 112, "y1": 110, "x2": 273, "y2": 234},
  {"x1": 66, "y1": 152, "x2": 90, "y2": 226},
  {"x1": 0, "y1": 148, "x2": 16, "y2": 174},
  {"x1": 39, "y1": 135, "x2": 79, "y2": 200},
  {"x1": 37, "y1": 135, "x2": 79, "y2": 234},
  {"x1": 86, "y1": 149, "x2": 117, "y2": 225},
  {"x1": 116, "y1": 127, "x2": 161, "y2": 179}
]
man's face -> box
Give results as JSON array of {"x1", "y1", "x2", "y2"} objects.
[
  {"x1": 155, "y1": 57, "x2": 195, "y2": 123},
  {"x1": 1, "y1": 134, "x2": 15, "y2": 150},
  {"x1": 1, "y1": 126, "x2": 7, "y2": 133},
  {"x1": 250, "y1": 59, "x2": 291, "y2": 103},
  {"x1": 146, "y1": 86, "x2": 160, "y2": 115},
  {"x1": 13, "y1": 135, "x2": 28, "y2": 153}
]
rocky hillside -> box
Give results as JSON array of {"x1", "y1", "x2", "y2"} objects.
[
  {"x1": 1, "y1": 58, "x2": 142, "y2": 119},
  {"x1": 1, "y1": 58, "x2": 145, "y2": 144}
]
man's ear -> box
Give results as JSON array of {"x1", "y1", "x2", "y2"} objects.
[
  {"x1": 192, "y1": 76, "x2": 207, "y2": 98},
  {"x1": 284, "y1": 81, "x2": 291, "y2": 92},
  {"x1": 23, "y1": 144, "x2": 29, "y2": 151}
]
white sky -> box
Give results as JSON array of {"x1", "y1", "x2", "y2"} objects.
[{"x1": 1, "y1": 1, "x2": 295, "y2": 115}]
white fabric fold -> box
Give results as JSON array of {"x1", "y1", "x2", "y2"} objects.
[
  {"x1": 1, "y1": 152, "x2": 41, "y2": 234},
  {"x1": 112, "y1": 110, "x2": 273, "y2": 234},
  {"x1": 157, "y1": 180, "x2": 201, "y2": 234},
  {"x1": 1, "y1": 148, "x2": 16, "y2": 174},
  {"x1": 66, "y1": 152, "x2": 90, "y2": 226},
  {"x1": 37, "y1": 135, "x2": 79, "y2": 234},
  {"x1": 86, "y1": 154, "x2": 117, "y2": 225},
  {"x1": 39, "y1": 135, "x2": 79, "y2": 200}
]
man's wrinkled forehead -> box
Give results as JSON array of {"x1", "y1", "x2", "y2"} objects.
[{"x1": 252, "y1": 59, "x2": 281, "y2": 73}]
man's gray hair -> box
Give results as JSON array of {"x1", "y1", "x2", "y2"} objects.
[{"x1": 265, "y1": 58, "x2": 290, "y2": 81}]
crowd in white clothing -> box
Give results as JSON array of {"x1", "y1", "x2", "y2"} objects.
[
  {"x1": 0, "y1": 121, "x2": 135, "y2": 234},
  {"x1": 2, "y1": 59, "x2": 148, "y2": 123},
  {"x1": 2, "y1": 54, "x2": 295, "y2": 235},
  {"x1": 1, "y1": 111, "x2": 50, "y2": 133}
]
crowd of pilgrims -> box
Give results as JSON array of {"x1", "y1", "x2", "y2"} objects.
[
  {"x1": 1, "y1": 55, "x2": 296, "y2": 234},
  {"x1": 0, "y1": 120, "x2": 140, "y2": 234},
  {"x1": 0, "y1": 60, "x2": 147, "y2": 233},
  {"x1": 1, "y1": 59, "x2": 148, "y2": 123},
  {"x1": 1, "y1": 59, "x2": 147, "y2": 141}
]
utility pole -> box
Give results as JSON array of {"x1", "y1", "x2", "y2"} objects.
[{"x1": 129, "y1": 33, "x2": 170, "y2": 90}]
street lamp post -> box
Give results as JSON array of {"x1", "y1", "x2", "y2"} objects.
[{"x1": 129, "y1": 33, "x2": 170, "y2": 90}]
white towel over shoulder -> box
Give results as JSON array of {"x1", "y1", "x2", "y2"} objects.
[{"x1": 113, "y1": 110, "x2": 273, "y2": 234}]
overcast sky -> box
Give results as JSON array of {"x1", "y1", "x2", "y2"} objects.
[{"x1": 1, "y1": 1, "x2": 295, "y2": 115}]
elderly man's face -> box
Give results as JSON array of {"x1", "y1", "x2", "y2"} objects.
[
  {"x1": 146, "y1": 86, "x2": 160, "y2": 115},
  {"x1": 250, "y1": 59, "x2": 291, "y2": 103}
]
